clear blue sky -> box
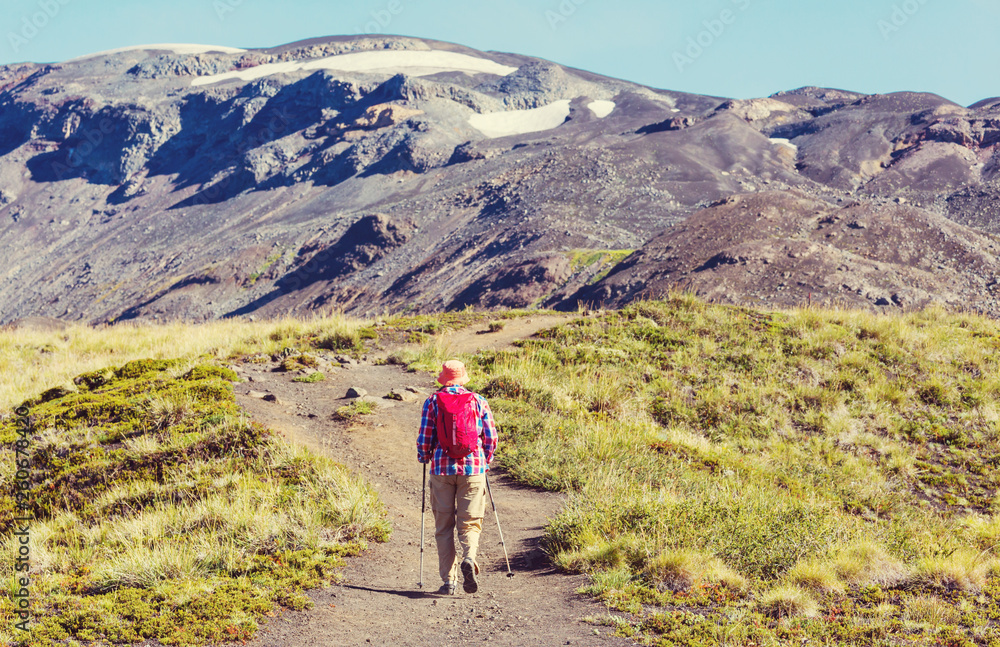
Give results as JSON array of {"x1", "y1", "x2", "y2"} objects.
[{"x1": 3, "y1": 0, "x2": 996, "y2": 106}]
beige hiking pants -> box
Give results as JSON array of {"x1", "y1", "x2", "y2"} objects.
[{"x1": 429, "y1": 473, "x2": 487, "y2": 583}]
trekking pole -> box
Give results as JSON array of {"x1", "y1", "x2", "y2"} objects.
[
  {"x1": 418, "y1": 462, "x2": 427, "y2": 588},
  {"x1": 484, "y1": 472, "x2": 514, "y2": 578}
]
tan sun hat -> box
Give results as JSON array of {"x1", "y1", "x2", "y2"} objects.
[{"x1": 437, "y1": 359, "x2": 470, "y2": 386}]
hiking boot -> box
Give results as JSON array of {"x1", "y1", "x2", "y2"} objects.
[
  {"x1": 436, "y1": 581, "x2": 456, "y2": 595},
  {"x1": 461, "y1": 558, "x2": 478, "y2": 593}
]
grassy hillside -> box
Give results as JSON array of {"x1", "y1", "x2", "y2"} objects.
[
  {"x1": 401, "y1": 296, "x2": 1000, "y2": 646},
  {"x1": 0, "y1": 351, "x2": 389, "y2": 645},
  {"x1": 5, "y1": 299, "x2": 1000, "y2": 646},
  {"x1": 0, "y1": 315, "x2": 376, "y2": 410}
]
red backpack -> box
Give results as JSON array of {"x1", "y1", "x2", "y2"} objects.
[{"x1": 435, "y1": 390, "x2": 480, "y2": 459}]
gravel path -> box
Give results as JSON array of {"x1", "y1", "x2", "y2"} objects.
[{"x1": 233, "y1": 317, "x2": 632, "y2": 646}]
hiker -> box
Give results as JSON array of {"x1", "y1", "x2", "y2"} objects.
[{"x1": 417, "y1": 359, "x2": 498, "y2": 595}]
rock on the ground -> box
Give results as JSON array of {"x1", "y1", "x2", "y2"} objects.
[{"x1": 385, "y1": 388, "x2": 420, "y2": 402}]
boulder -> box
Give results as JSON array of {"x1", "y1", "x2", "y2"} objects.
[{"x1": 385, "y1": 388, "x2": 420, "y2": 402}]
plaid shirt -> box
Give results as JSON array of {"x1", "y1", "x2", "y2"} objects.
[{"x1": 417, "y1": 386, "x2": 498, "y2": 475}]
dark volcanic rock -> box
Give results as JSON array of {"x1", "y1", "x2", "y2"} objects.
[
  {"x1": 282, "y1": 214, "x2": 414, "y2": 288},
  {"x1": 448, "y1": 254, "x2": 572, "y2": 309},
  {"x1": 128, "y1": 54, "x2": 235, "y2": 79},
  {"x1": 636, "y1": 116, "x2": 697, "y2": 134}
]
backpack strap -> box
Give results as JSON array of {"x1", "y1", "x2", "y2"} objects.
[{"x1": 434, "y1": 391, "x2": 446, "y2": 450}]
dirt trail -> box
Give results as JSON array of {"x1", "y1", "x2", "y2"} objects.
[{"x1": 234, "y1": 316, "x2": 630, "y2": 647}]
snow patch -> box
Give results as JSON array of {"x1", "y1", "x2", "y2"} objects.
[
  {"x1": 300, "y1": 50, "x2": 516, "y2": 76},
  {"x1": 67, "y1": 43, "x2": 246, "y2": 62},
  {"x1": 587, "y1": 100, "x2": 615, "y2": 118},
  {"x1": 191, "y1": 60, "x2": 301, "y2": 86},
  {"x1": 191, "y1": 50, "x2": 516, "y2": 86},
  {"x1": 469, "y1": 100, "x2": 572, "y2": 138},
  {"x1": 770, "y1": 138, "x2": 798, "y2": 153}
]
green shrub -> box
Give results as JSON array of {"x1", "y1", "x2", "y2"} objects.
[
  {"x1": 73, "y1": 368, "x2": 113, "y2": 390},
  {"x1": 184, "y1": 364, "x2": 238, "y2": 382},
  {"x1": 292, "y1": 372, "x2": 326, "y2": 383},
  {"x1": 279, "y1": 354, "x2": 318, "y2": 371},
  {"x1": 334, "y1": 400, "x2": 378, "y2": 420},
  {"x1": 114, "y1": 359, "x2": 180, "y2": 379}
]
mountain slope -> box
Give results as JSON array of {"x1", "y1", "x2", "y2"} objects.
[
  {"x1": 1, "y1": 36, "x2": 999, "y2": 322},
  {"x1": 572, "y1": 190, "x2": 1000, "y2": 313}
]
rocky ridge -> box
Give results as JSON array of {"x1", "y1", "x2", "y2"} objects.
[{"x1": 571, "y1": 191, "x2": 1000, "y2": 313}]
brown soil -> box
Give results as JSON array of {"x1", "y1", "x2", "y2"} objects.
[{"x1": 234, "y1": 316, "x2": 631, "y2": 646}]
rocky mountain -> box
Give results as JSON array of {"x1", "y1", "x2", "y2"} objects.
[
  {"x1": 571, "y1": 190, "x2": 1000, "y2": 312},
  {"x1": 1, "y1": 35, "x2": 999, "y2": 323}
]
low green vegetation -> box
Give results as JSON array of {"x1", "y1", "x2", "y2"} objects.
[
  {"x1": 334, "y1": 400, "x2": 378, "y2": 421},
  {"x1": 0, "y1": 359, "x2": 388, "y2": 646},
  {"x1": 292, "y1": 371, "x2": 326, "y2": 383},
  {"x1": 246, "y1": 250, "x2": 284, "y2": 286},
  {"x1": 567, "y1": 249, "x2": 634, "y2": 283},
  {"x1": 10, "y1": 295, "x2": 1000, "y2": 646},
  {"x1": 0, "y1": 313, "x2": 375, "y2": 409},
  {"x1": 444, "y1": 295, "x2": 1000, "y2": 646},
  {"x1": 278, "y1": 353, "x2": 319, "y2": 371},
  {"x1": 316, "y1": 327, "x2": 377, "y2": 353}
]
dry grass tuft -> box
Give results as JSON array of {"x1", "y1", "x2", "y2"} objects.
[
  {"x1": 643, "y1": 548, "x2": 747, "y2": 593},
  {"x1": 912, "y1": 549, "x2": 993, "y2": 593},
  {"x1": 833, "y1": 541, "x2": 911, "y2": 587},
  {"x1": 903, "y1": 595, "x2": 961, "y2": 626},
  {"x1": 785, "y1": 558, "x2": 847, "y2": 595},
  {"x1": 758, "y1": 585, "x2": 820, "y2": 619}
]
